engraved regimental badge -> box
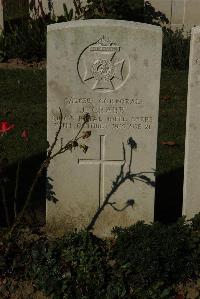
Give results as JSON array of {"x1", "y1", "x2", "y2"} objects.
[{"x1": 78, "y1": 36, "x2": 130, "y2": 93}]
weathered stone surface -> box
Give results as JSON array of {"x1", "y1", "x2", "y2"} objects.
[
  {"x1": 47, "y1": 20, "x2": 162, "y2": 237},
  {"x1": 183, "y1": 26, "x2": 200, "y2": 218},
  {"x1": 0, "y1": 1, "x2": 3, "y2": 32}
]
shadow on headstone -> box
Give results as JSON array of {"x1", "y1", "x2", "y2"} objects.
[
  {"x1": 86, "y1": 138, "x2": 155, "y2": 231},
  {"x1": 0, "y1": 153, "x2": 184, "y2": 228}
]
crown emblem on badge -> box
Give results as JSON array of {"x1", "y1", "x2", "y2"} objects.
[
  {"x1": 90, "y1": 36, "x2": 120, "y2": 52},
  {"x1": 97, "y1": 36, "x2": 112, "y2": 47}
]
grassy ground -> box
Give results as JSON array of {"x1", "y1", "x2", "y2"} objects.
[
  {"x1": 157, "y1": 69, "x2": 188, "y2": 175},
  {"x1": 0, "y1": 67, "x2": 188, "y2": 174},
  {"x1": 0, "y1": 67, "x2": 188, "y2": 224},
  {"x1": 0, "y1": 68, "x2": 46, "y2": 163}
]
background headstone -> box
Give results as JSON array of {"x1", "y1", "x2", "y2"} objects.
[
  {"x1": 47, "y1": 20, "x2": 162, "y2": 237},
  {"x1": 170, "y1": 0, "x2": 184, "y2": 28},
  {"x1": 0, "y1": 1, "x2": 3, "y2": 32},
  {"x1": 184, "y1": 0, "x2": 200, "y2": 32},
  {"x1": 146, "y1": 0, "x2": 200, "y2": 33},
  {"x1": 183, "y1": 26, "x2": 200, "y2": 218}
]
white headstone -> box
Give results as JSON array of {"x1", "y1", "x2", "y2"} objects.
[
  {"x1": 47, "y1": 20, "x2": 162, "y2": 237},
  {"x1": 183, "y1": 26, "x2": 200, "y2": 218},
  {"x1": 0, "y1": 1, "x2": 3, "y2": 32}
]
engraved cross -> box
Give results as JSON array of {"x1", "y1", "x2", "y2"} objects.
[{"x1": 78, "y1": 135, "x2": 125, "y2": 208}]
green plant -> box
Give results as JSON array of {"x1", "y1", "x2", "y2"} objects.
[
  {"x1": 28, "y1": 231, "x2": 109, "y2": 299},
  {"x1": 83, "y1": 0, "x2": 168, "y2": 25},
  {"x1": 1, "y1": 216, "x2": 199, "y2": 299},
  {"x1": 0, "y1": 1, "x2": 78, "y2": 61},
  {"x1": 0, "y1": 115, "x2": 15, "y2": 226},
  {"x1": 111, "y1": 218, "x2": 200, "y2": 297},
  {"x1": 0, "y1": 32, "x2": 6, "y2": 62},
  {"x1": 144, "y1": 0, "x2": 169, "y2": 26},
  {"x1": 1, "y1": 0, "x2": 189, "y2": 71},
  {"x1": 86, "y1": 138, "x2": 155, "y2": 232},
  {"x1": 3, "y1": 110, "x2": 91, "y2": 243},
  {"x1": 57, "y1": 4, "x2": 74, "y2": 22},
  {"x1": 1, "y1": 17, "x2": 48, "y2": 61},
  {"x1": 0, "y1": 113, "x2": 31, "y2": 226}
]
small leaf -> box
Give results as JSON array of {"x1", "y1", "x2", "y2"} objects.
[
  {"x1": 126, "y1": 199, "x2": 135, "y2": 207},
  {"x1": 72, "y1": 141, "x2": 78, "y2": 148},
  {"x1": 68, "y1": 8, "x2": 73, "y2": 20},
  {"x1": 5, "y1": 111, "x2": 12, "y2": 118},
  {"x1": 0, "y1": 158, "x2": 8, "y2": 174},
  {"x1": 67, "y1": 143, "x2": 73, "y2": 152},
  {"x1": 108, "y1": 259, "x2": 116, "y2": 268},
  {"x1": 21, "y1": 129, "x2": 29, "y2": 141},
  {"x1": 160, "y1": 95, "x2": 171, "y2": 101},
  {"x1": 63, "y1": 3, "x2": 68, "y2": 16},
  {"x1": 127, "y1": 137, "x2": 137, "y2": 150},
  {"x1": 46, "y1": 141, "x2": 50, "y2": 149},
  {"x1": 82, "y1": 131, "x2": 91, "y2": 139},
  {"x1": 83, "y1": 113, "x2": 91, "y2": 123},
  {"x1": 80, "y1": 144, "x2": 88, "y2": 153},
  {"x1": 161, "y1": 141, "x2": 177, "y2": 146}
]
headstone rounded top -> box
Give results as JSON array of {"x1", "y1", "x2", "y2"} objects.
[
  {"x1": 47, "y1": 19, "x2": 162, "y2": 34},
  {"x1": 191, "y1": 25, "x2": 200, "y2": 34}
]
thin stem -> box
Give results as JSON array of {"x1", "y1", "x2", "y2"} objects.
[
  {"x1": 7, "y1": 109, "x2": 90, "y2": 241},
  {"x1": 14, "y1": 160, "x2": 21, "y2": 219},
  {"x1": 86, "y1": 143, "x2": 155, "y2": 231},
  {"x1": 86, "y1": 175, "x2": 126, "y2": 231},
  {"x1": 47, "y1": 107, "x2": 63, "y2": 159},
  {"x1": 1, "y1": 185, "x2": 10, "y2": 226},
  {"x1": 7, "y1": 162, "x2": 45, "y2": 239},
  {"x1": 129, "y1": 148, "x2": 133, "y2": 173}
]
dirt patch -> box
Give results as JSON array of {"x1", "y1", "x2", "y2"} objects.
[
  {"x1": 0, "y1": 278, "x2": 50, "y2": 299},
  {"x1": 0, "y1": 59, "x2": 46, "y2": 70},
  {"x1": 176, "y1": 280, "x2": 200, "y2": 299}
]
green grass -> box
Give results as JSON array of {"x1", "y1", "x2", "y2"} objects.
[
  {"x1": 0, "y1": 69, "x2": 46, "y2": 163},
  {"x1": 0, "y1": 68, "x2": 188, "y2": 175},
  {"x1": 157, "y1": 69, "x2": 188, "y2": 174}
]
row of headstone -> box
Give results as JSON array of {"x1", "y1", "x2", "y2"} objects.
[
  {"x1": 0, "y1": 1, "x2": 3, "y2": 32},
  {"x1": 147, "y1": 0, "x2": 200, "y2": 33},
  {"x1": 46, "y1": 19, "x2": 199, "y2": 237}
]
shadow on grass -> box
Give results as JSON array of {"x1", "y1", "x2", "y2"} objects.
[
  {"x1": 155, "y1": 167, "x2": 184, "y2": 223},
  {"x1": 0, "y1": 155, "x2": 184, "y2": 227},
  {"x1": 0, "y1": 152, "x2": 46, "y2": 227}
]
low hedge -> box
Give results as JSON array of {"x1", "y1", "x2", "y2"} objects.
[
  {"x1": 0, "y1": 1, "x2": 190, "y2": 70},
  {"x1": 0, "y1": 214, "x2": 200, "y2": 298}
]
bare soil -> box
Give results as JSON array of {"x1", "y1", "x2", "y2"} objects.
[{"x1": 0, "y1": 278, "x2": 49, "y2": 299}]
